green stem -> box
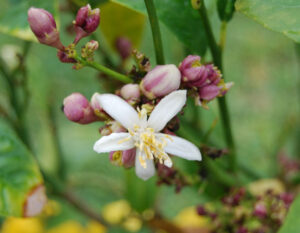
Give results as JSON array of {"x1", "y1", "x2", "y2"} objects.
[
  {"x1": 199, "y1": 3, "x2": 236, "y2": 172},
  {"x1": 144, "y1": 0, "x2": 165, "y2": 65},
  {"x1": 74, "y1": 54, "x2": 132, "y2": 84}
]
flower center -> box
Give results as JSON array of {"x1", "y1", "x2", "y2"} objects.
[
  {"x1": 127, "y1": 107, "x2": 172, "y2": 169},
  {"x1": 129, "y1": 125, "x2": 171, "y2": 169}
]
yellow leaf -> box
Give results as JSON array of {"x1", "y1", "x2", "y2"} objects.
[{"x1": 99, "y1": 2, "x2": 146, "y2": 50}]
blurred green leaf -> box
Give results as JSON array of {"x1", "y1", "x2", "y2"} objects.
[
  {"x1": 125, "y1": 169, "x2": 156, "y2": 213},
  {"x1": 100, "y1": 2, "x2": 146, "y2": 49},
  {"x1": 111, "y1": 0, "x2": 207, "y2": 55},
  {"x1": 0, "y1": 119, "x2": 43, "y2": 217},
  {"x1": 278, "y1": 194, "x2": 300, "y2": 233},
  {"x1": 235, "y1": 0, "x2": 300, "y2": 43},
  {"x1": 0, "y1": 0, "x2": 58, "y2": 41},
  {"x1": 217, "y1": 0, "x2": 236, "y2": 22}
]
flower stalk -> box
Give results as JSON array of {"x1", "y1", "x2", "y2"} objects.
[
  {"x1": 144, "y1": 0, "x2": 165, "y2": 65},
  {"x1": 73, "y1": 54, "x2": 132, "y2": 83},
  {"x1": 199, "y1": 3, "x2": 236, "y2": 172}
]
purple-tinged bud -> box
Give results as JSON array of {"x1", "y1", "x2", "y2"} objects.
[
  {"x1": 140, "y1": 64, "x2": 181, "y2": 99},
  {"x1": 280, "y1": 193, "x2": 294, "y2": 207},
  {"x1": 196, "y1": 205, "x2": 208, "y2": 216},
  {"x1": 253, "y1": 203, "x2": 267, "y2": 218},
  {"x1": 28, "y1": 7, "x2": 64, "y2": 50},
  {"x1": 179, "y1": 55, "x2": 203, "y2": 81},
  {"x1": 57, "y1": 50, "x2": 76, "y2": 63},
  {"x1": 63, "y1": 93, "x2": 98, "y2": 124},
  {"x1": 198, "y1": 84, "x2": 220, "y2": 101},
  {"x1": 115, "y1": 37, "x2": 132, "y2": 60},
  {"x1": 120, "y1": 84, "x2": 140, "y2": 102},
  {"x1": 90, "y1": 93, "x2": 111, "y2": 121},
  {"x1": 74, "y1": 4, "x2": 100, "y2": 44},
  {"x1": 122, "y1": 148, "x2": 136, "y2": 168}
]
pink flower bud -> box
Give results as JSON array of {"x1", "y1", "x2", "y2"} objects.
[
  {"x1": 120, "y1": 84, "x2": 140, "y2": 101},
  {"x1": 122, "y1": 148, "x2": 136, "y2": 168},
  {"x1": 140, "y1": 64, "x2": 181, "y2": 99},
  {"x1": 57, "y1": 50, "x2": 76, "y2": 63},
  {"x1": 74, "y1": 4, "x2": 100, "y2": 44},
  {"x1": 28, "y1": 7, "x2": 64, "y2": 50},
  {"x1": 63, "y1": 93, "x2": 98, "y2": 124},
  {"x1": 180, "y1": 55, "x2": 201, "y2": 79},
  {"x1": 198, "y1": 84, "x2": 220, "y2": 101},
  {"x1": 115, "y1": 37, "x2": 132, "y2": 60},
  {"x1": 253, "y1": 203, "x2": 267, "y2": 218}
]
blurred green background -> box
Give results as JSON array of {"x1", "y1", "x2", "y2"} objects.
[{"x1": 0, "y1": 0, "x2": 299, "y2": 232}]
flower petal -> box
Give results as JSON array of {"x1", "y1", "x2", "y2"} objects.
[
  {"x1": 93, "y1": 133, "x2": 134, "y2": 153},
  {"x1": 148, "y1": 90, "x2": 187, "y2": 132},
  {"x1": 96, "y1": 94, "x2": 139, "y2": 130},
  {"x1": 158, "y1": 134, "x2": 202, "y2": 161},
  {"x1": 135, "y1": 149, "x2": 155, "y2": 180}
]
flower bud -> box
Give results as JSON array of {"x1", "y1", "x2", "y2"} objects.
[
  {"x1": 140, "y1": 64, "x2": 181, "y2": 99},
  {"x1": 198, "y1": 84, "x2": 220, "y2": 101},
  {"x1": 74, "y1": 4, "x2": 100, "y2": 44},
  {"x1": 90, "y1": 93, "x2": 110, "y2": 120},
  {"x1": 99, "y1": 121, "x2": 126, "y2": 136},
  {"x1": 253, "y1": 203, "x2": 267, "y2": 218},
  {"x1": 63, "y1": 93, "x2": 98, "y2": 124},
  {"x1": 57, "y1": 50, "x2": 76, "y2": 63},
  {"x1": 122, "y1": 148, "x2": 136, "y2": 168},
  {"x1": 120, "y1": 84, "x2": 140, "y2": 102},
  {"x1": 179, "y1": 55, "x2": 204, "y2": 82},
  {"x1": 28, "y1": 7, "x2": 64, "y2": 50},
  {"x1": 115, "y1": 37, "x2": 132, "y2": 60}
]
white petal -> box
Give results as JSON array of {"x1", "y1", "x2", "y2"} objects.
[
  {"x1": 148, "y1": 90, "x2": 187, "y2": 132},
  {"x1": 135, "y1": 149, "x2": 155, "y2": 180},
  {"x1": 93, "y1": 133, "x2": 134, "y2": 153},
  {"x1": 158, "y1": 134, "x2": 202, "y2": 161},
  {"x1": 97, "y1": 94, "x2": 139, "y2": 130}
]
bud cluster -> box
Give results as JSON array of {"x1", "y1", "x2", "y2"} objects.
[
  {"x1": 179, "y1": 55, "x2": 233, "y2": 108},
  {"x1": 196, "y1": 188, "x2": 294, "y2": 233},
  {"x1": 28, "y1": 4, "x2": 100, "y2": 64}
]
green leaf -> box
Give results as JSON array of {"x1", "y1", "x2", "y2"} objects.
[
  {"x1": 279, "y1": 194, "x2": 300, "y2": 233},
  {"x1": 0, "y1": 0, "x2": 58, "y2": 41},
  {"x1": 124, "y1": 169, "x2": 156, "y2": 213},
  {"x1": 0, "y1": 119, "x2": 44, "y2": 217},
  {"x1": 217, "y1": 0, "x2": 236, "y2": 22},
  {"x1": 100, "y1": 2, "x2": 146, "y2": 49},
  {"x1": 235, "y1": 0, "x2": 300, "y2": 43},
  {"x1": 111, "y1": 0, "x2": 207, "y2": 55}
]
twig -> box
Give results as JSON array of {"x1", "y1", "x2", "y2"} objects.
[
  {"x1": 199, "y1": 3, "x2": 237, "y2": 173},
  {"x1": 144, "y1": 0, "x2": 165, "y2": 65}
]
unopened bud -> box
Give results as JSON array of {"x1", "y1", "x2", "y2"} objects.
[
  {"x1": 74, "y1": 4, "x2": 100, "y2": 44},
  {"x1": 198, "y1": 84, "x2": 220, "y2": 101},
  {"x1": 63, "y1": 93, "x2": 98, "y2": 124},
  {"x1": 99, "y1": 121, "x2": 126, "y2": 136},
  {"x1": 57, "y1": 50, "x2": 76, "y2": 63},
  {"x1": 120, "y1": 84, "x2": 140, "y2": 102},
  {"x1": 253, "y1": 203, "x2": 267, "y2": 218},
  {"x1": 28, "y1": 7, "x2": 64, "y2": 50},
  {"x1": 191, "y1": 0, "x2": 201, "y2": 10},
  {"x1": 122, "y1": 148, "x2": 136, "y2": 168},
  {"x1": 90, "y1": 93, "x2": 110, "y2": 120},
  {"x1": 115, "y1": 37, "x2": 132, "y2": 60},
  {"x1": 140, "y1": 64, "x2": 181, "y2": 99},
  {"x1": 109, "y1": 151, "x2": 123, "y2": 166}
]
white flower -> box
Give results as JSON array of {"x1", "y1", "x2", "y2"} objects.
[{"x1": 93, "y1": 90, "x2": 202, "y2": 180}]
